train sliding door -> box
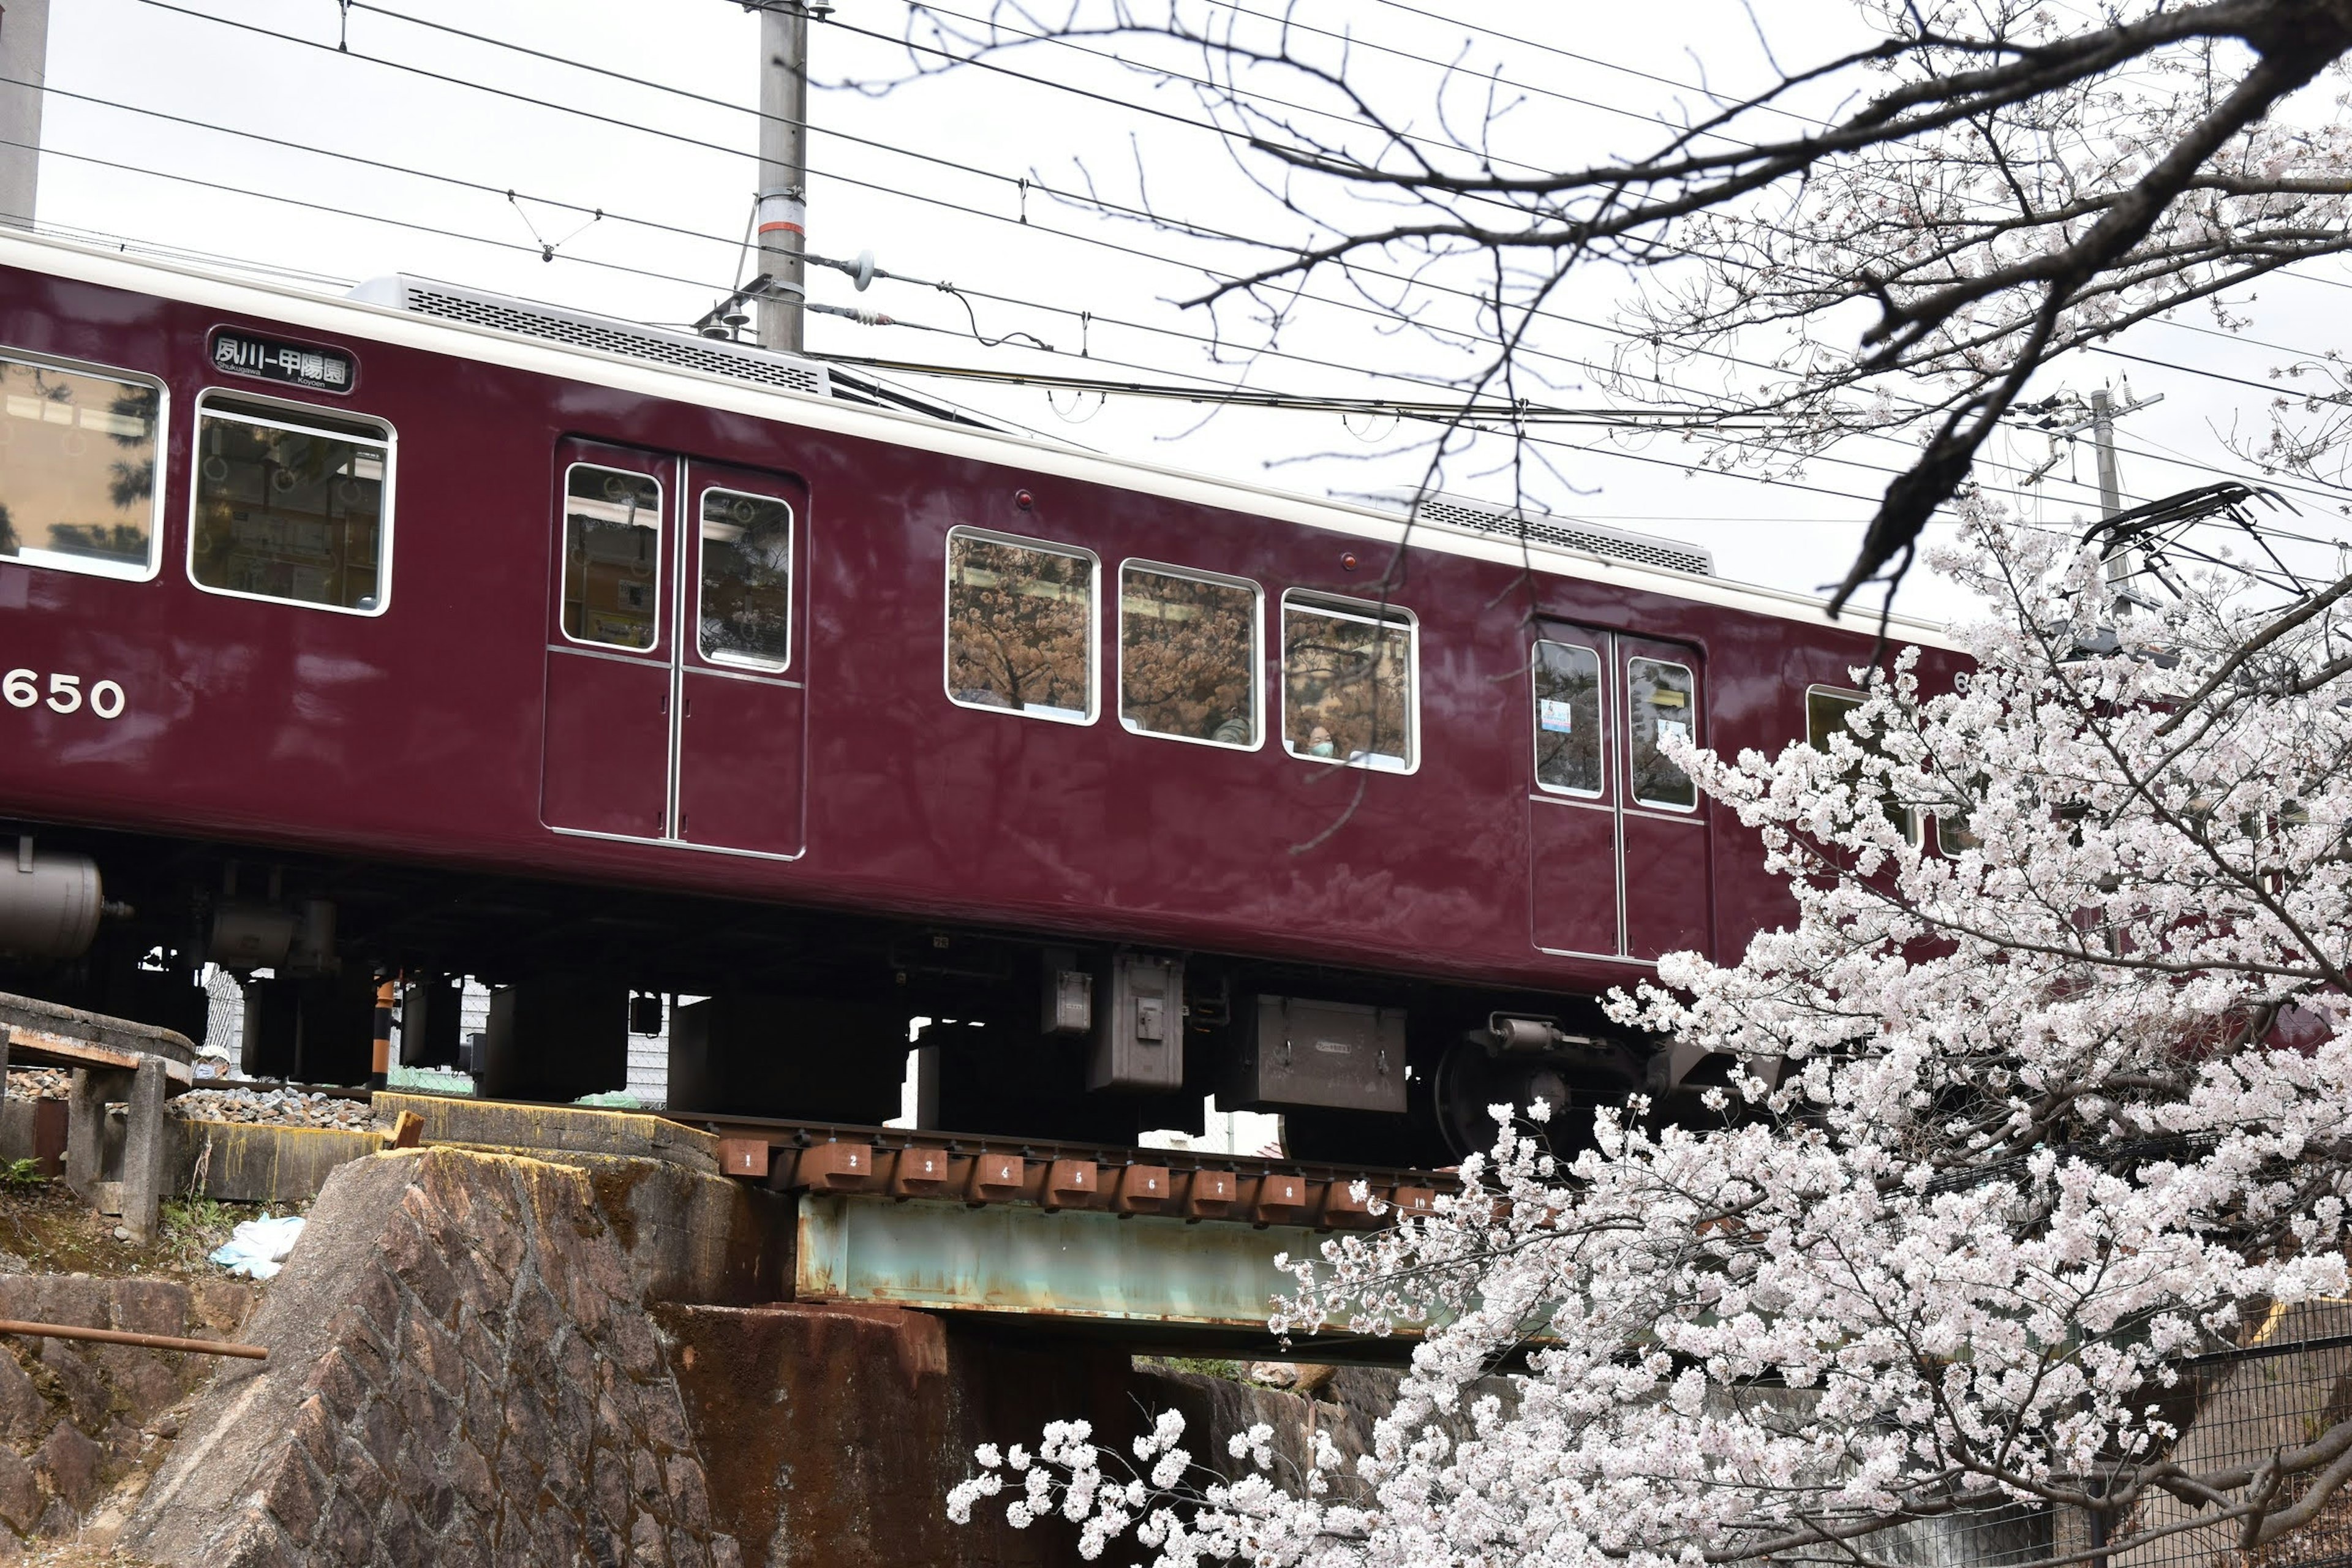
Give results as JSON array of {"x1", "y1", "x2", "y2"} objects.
[
  {"x1": 540, "y1": 440, "x2": 806, "y2": 859},
  {"x1": 1526, "y1": 625, "x2": 1713, "y2": 964},
  {"x1": 1617, "y1": 634, "x2": 1709, "y2": 960},
  {"x1": 542, "y1": 439, "x2": 673, "y2": 840},
  {"x1": 1526, "y1": 625, "x2": 1621, "y2": 958},
  {"x1": 672, "y1": 459, "x2": 805, "y2": 858}
]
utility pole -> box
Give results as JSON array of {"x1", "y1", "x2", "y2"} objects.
[
  {"x1": 2090, "y1": 388, "x2": 2124, "y2": 519},
  {"x1": 2013, "y1": 383, "x2": 2163, "y2": 609},
  {"x1": 755, "y1": 2, "x2": 811, "y2": 355},
  {"x1": 0, "y1": 0, "x2": 50, "y2": 230},
  {"x1": 2090, "y1": 384, "x2": 2167, "y2": 608}
]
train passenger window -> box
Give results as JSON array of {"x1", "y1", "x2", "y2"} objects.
[
  {"x1": 189, "y1": 393, "x2": 392, "y2": 614},
  {"x1": 944, "y1": 527, "x2": 1097, "y2": 722},
  {"x1": 0, "y1": 352, "x2": 164, "y2": 582},
  {"x1": 1806, "y1": 686, "x2": 1919, "y2": 841},
  {"x1": 1118, "y1": 562, "x2": 1260, "y2": 747},
  {"x1": 560, "y1": 464, "x2": 662, "y2": 650},
  {"x1": 1627, "y1": 656, "x2": 1697, "y2": 810},
  {"x1": 1531, "y1": 640, "x2": 1602, "y2": 796},
  {"x1": 698, "y1": 488, "x2": 792, "y2": 670},
  {"x1": 1281, "y1": 592, "x2": 1416, "y2": 771}
]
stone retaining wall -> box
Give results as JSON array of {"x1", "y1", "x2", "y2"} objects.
[
  {"x1": 124, "y1": 1149, "x2": 751, "y2": 1567},
  {"x1": 0, "y1": 1272, "x2": 256, "y2": 1551},
  {"x1": 115, "y1": 1137, "x2": 1406, "y2": 1567}
]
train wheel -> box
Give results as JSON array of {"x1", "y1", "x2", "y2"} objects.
[{"x1": 1430, "y1": 1043, "x2": 1577, "y2": 1162}]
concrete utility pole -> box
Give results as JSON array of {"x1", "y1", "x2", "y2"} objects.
[
  {"x1": 0, "y1": 0, "x2": 50, "y2": 230},
  {"x1": 2090, "y1": 387, "x2": 2124, "y2": 520},
  {"x1": 756, "y1": 1, "x2": 810, "y2": 355},
  {"x1": 2087, "y1": 383, "x2": 2163, "y2": 608}
]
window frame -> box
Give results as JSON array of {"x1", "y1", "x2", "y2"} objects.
[
  {"x1": 555, "y1": 459, "x2": 665, "y2": 654},
  {"x1": 185, "y1": 385, "x2": 396, "y2": 618},
  {"x1": 1278, "y1": 589, "x2": 1421, "y2": 775},
  {"x1": 1530, "y1": 637, "x2": 1606, "y2": 799},
  {"x1": 941, "y1": 524, "x2": 1101, "y2": 726},
  {"x1": 1114, "y1": 557, "x2": 1265, "y2": 752},
  {"x1": 1803, "y1": 683, "x2": 1925, "y2": 846},
  {"x1": 0, "y1": 347, "x2": 169, "y2": 585},
  {"x1": 694, "y1": 484, "x2": 794, "y2": 674},
  {"x1": 1626, "y1": 654, "x2": 1700, "y2": 813}
]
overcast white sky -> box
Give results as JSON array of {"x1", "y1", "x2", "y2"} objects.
[{"x1": 26, "y1": 0, "x2": 2352, "y2": 622}]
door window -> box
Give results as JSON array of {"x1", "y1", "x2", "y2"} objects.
[
  {"x1": 944, "y1": 527, "x2": 1098, "y2": 722},
  {"x1": 1532, "y1": 640, "x2": 1603, "y2": 796},
  {"x1": 1119, "y1": 562, "x2": 1260, "y2": 747},
  {"x1": 697, "y1": 487, "x2": 793, "y2": 670},
  {"x1": 1627, "y1": 656, "x2": 1697, "y2": 810},
  {"x1": 0, "y1": 353, "x2": 164, "y2": 581},
  {"x1": 1281, "y1": 592, "x2": 1415, "y2": 771},
  {"x1": 561, "y1": 464, "x2": 662, "y2": 650}
]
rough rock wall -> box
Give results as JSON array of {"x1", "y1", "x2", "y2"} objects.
[
  {"x1": 661, "y1": 1303, "x2": 1155, "y2": 1568},
  {"x1": 659, "y1": 1305, "x2": 1422, "y2": 1568},
  {"x1": 123, "y1": 1148, "x2": 747, "y2": 1567},
  {"x1": 0, "y1": 1272, "x2": 254, "y2": 1550}
]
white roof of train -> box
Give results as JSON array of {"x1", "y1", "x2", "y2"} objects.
[{"x1": 0, "y1": 228, "x2": 1958, "y2": 648}]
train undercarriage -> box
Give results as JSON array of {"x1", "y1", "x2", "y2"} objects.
[{"x1": 0, "y1": 820, "x2": 1706, "y2": 1167}]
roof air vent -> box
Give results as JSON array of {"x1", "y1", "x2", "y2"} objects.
[
  {"x1": 347, "y1": 275, "x2": 829, "y2": 399},
  {"x1": 1393, "y1": 491, "x2": 1713, "y2": 576}
]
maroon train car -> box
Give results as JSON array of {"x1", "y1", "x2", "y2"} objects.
[{"x1": 0, "y1": 230, "x2": 1961, "y2": 1162}]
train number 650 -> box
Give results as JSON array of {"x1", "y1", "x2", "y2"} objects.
[{"x1": 4, "y1": 669, "x2": 126, "y2": 720}]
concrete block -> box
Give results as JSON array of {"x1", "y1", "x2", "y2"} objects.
[
  {"x1": 62, "y1": 1066, "x2": 130, "y2": 1201},
  {"x1": 166, "y1": 1120, "x2": 386, "y2": 1205},
  {"x1": 119, "y1": 1057, "x2": 167, "y2": 1245},
  {"x1": 371, "y1": 1092, "x2": 718, "y2": 1174},
  {"x1": 0, "y1": 1096, "x2": 67, "y2": 1177}
]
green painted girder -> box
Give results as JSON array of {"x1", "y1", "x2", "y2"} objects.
[{"x1": 796, "y1": 1193, "x2": 1353, "y2": 1330}]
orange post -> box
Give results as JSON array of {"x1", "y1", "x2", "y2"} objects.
[{"x1": 369, "y1": 975, "x2": 396, "y2": 1089}]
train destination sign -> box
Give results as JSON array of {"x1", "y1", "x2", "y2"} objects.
[{"x1": 208, "y1": 328, "x2": 356, "y2": 393}]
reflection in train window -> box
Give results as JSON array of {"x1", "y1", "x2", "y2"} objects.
[
  {"x1": 698, "y1": 488, "x2": 793, "y2": 670},
  {"x1": 1806, "y1": 685, "x2": 1918, "y2": 841},
  {"x1": 944, "y1": 528, "x2": 1098, "y2": 723},
  {"x1": 1282, "y1": 592, "x2": 1415, "y2": 771},
  {"x1": 561, "y1": 464, "x2": 662, "y2": 650},
  {"x1": 1532, "y1": 640, "x2": 1602, "y2": 796},
  {"x1": 1627, "y1": 656, "x2": 1697, "y2": 810},
  {"x1": 189, "y1": 393, "x2": 392, "y2": 614},
  {"x1": 0, "y1": 353, "x2": 164, "y2": 582},
  {"x1": 1119, "y1": 562, "x2": 1259, "y2": 747}
]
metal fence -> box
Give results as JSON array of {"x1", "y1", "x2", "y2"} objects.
[{"x1": 1871, "y1": 1300, "x2": 2352, "y2": 1568}]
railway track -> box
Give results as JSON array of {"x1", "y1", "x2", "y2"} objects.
[{"x1": 675, "y1": 1110, "x2": 1457, "y2": 1230}]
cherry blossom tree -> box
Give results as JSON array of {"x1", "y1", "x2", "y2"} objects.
[
  {"x1": 948, "y1": 513, "x2": 2352, "y2": 1566},
  {"x1": 896, "y1": 0, "x2": 2352, "y2": 612}
]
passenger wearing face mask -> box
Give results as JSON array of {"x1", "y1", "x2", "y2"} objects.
[{"x1": 1306, "y1": 725, "x2": 1336, "y2": 758}]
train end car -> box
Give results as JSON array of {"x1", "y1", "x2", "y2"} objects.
[{"x1": 0, "y1": 230, "x2": 1965, "y2": 1164}]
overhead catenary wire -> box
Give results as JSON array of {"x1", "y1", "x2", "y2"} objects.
[
  {"x1": 342, "y1": 0, "x2": 2352, "y2": 474},
  {"x1": 1, "y1": 129, "x2": 1966, "y2": 516},
  {"x1": 95, "y1": 8, "x2": 1771, "y2": 420},
  {"x1": 2, "y1": 62, "x2": 1793, "y2": 428},
  {"x1": 4, "y1": 127, "x2": 2151, "y2": 520},
  {"x1": 1350, "y1": 0, "x2": 1830, "y2": 130},
  {"x1": 161, "y1": 0, "x2": 2352, "y2": 444},
  {"x1": 133, "y1": 0, "x2": 2228, "y2": 469},
  {"x1": 84, "y1": 0, "x2": 2310, "y2": 533}
]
